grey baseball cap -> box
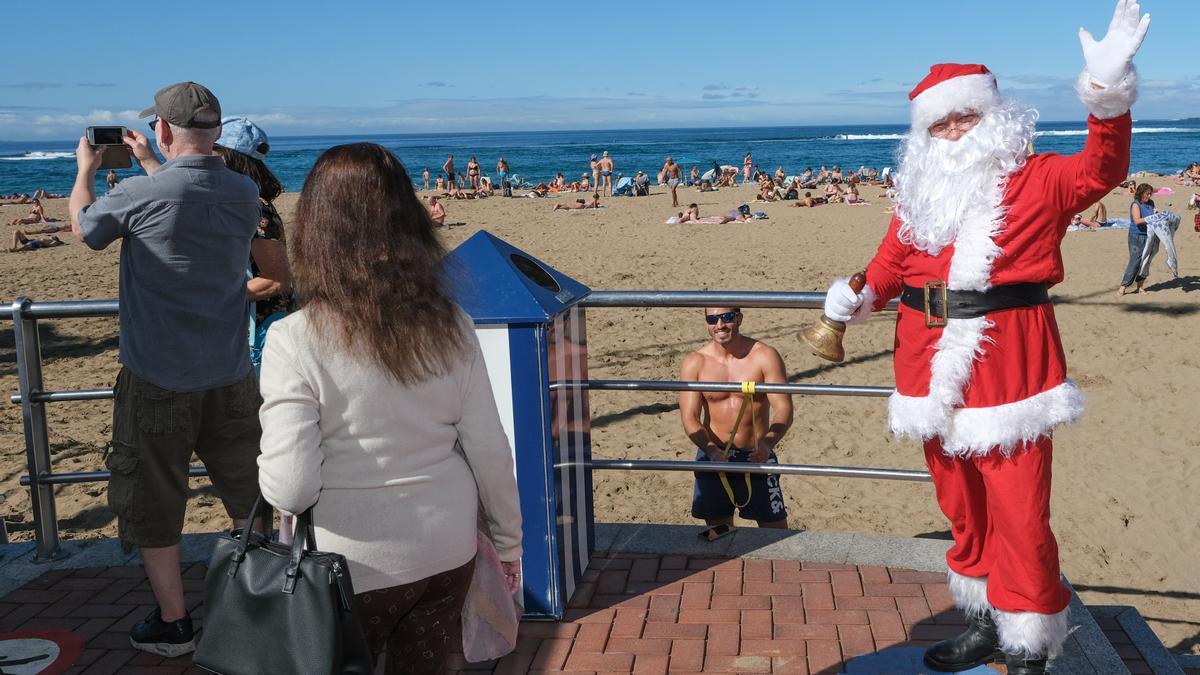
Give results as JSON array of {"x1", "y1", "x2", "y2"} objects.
[{"x1": 139, "y1": 82, "x2": 222, "y2": 129}]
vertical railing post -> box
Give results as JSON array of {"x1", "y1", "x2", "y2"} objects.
[{"x1": 12, "y1": 297, "x2": 67, "y2": 561}]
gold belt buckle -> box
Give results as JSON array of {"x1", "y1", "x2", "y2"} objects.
[{"x1": 924, "y1": 280, "x2": 948, "y2": 328}]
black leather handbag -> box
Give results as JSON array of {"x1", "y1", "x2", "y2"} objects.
[{"x1": 193, "y1": 496, "x2": 373, "y2": 674}]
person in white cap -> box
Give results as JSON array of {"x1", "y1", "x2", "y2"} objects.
[
  {"x1": 816, "y1": 2, "x2": 1149, "y2": 673},
  {"x1": 598, "y1": 150, "x2": 614, "y2": 196}
]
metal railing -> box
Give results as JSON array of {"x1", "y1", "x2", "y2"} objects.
[
  {"x1": 571, "y1": 290, "x2": 926, "y2": 483},
  {"x1": 582, "y1": 290, "x2": 829, "y2": 309},
  {"x1": 550, "y1": 380, "x2": 892, "y2": 398},
  {"x1": 586, "y1": 460, "x2": 930, "y2": 482},
  {"x1": 6, "y1": 291, "x2": 912, "y2": 562},
  {"x1": 5, "y1": 297, "x2": 171, "y2": 561}
]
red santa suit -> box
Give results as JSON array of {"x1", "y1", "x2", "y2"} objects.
[{"x1": 850, "y1": 64, "x2": 1136, "y2": 658}]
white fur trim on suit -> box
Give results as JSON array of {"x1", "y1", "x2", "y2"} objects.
[
  {"x1": 1076, "y1": 66, "x2": 1138, "y2": 120},
  {"x1": 891, "y1": 380, "x2": 1084, "y2": 457},
  {"x1": 911, "y1": 73, "x2": 1002, "y2": 131},
  {"x1": 994, "y1": 606, "x2": 1071, "y2": 659},
  {"x1": 880, "y1": 153, "x2": 1087, "y2": 457},
  {"x1": 887, "y1": 315, "x2": 986, "y2": 446},
  {"x1": 845, "y1": 283, "x2": 877, "y2": 325},
  {"x1": 948, "y1": 570, "x2": 992, "y2": 619}
]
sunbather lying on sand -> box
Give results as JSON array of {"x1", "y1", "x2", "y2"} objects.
[
  {"x1": 8, "y1": 199, "x2": 59, "y2": 226},
  {"x1": 676, "y1": 203, "x2": 702, "y2": 223},
  {"x1": 1074, "y1": 202, "x2": 1108, "y2": 229},
  {"x1": 9, "y1": 232, "x2": 64, "y2": 252},
  {"x1": 554, "y1": 193, "x2": 601, "y2": 210}
]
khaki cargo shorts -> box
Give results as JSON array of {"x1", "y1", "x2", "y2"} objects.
[{"x1": 106, "y1": 367, "x2": 262, "y2": 551}]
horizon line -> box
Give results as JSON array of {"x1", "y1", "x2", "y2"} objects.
[{"x1": 3, "y1": 117, "x2": 1196, "y2": 145}]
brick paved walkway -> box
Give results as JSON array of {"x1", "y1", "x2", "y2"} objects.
[
  {"x1": 447, "y1": 552, "x2": 981, "y2": 674},
  {"x1": 0, "y1": 562, "x2": 208, "y2": 674},
  {"x1": 5, "y1": 550, "x2": 1169, "y2": 674}
]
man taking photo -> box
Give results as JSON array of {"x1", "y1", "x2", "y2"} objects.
[{"x1": 69, "y1": 81, "x2": 263, "y2": 658}]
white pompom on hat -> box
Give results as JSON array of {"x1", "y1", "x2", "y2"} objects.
[{"x1": 909, "y1": 63, "x2": 1001, "y2": 131}]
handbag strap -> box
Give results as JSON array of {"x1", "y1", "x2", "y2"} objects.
[
  {"x1": 283, "y1": 507, "x2": 318, "y2": 594},
  {"x1": 228, "y1": 494, "x2": 273, "y2": 576}
]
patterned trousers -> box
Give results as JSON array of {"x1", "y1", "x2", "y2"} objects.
[{"x1": 354, "y1": 558, "x2": 476, "y2": 674}]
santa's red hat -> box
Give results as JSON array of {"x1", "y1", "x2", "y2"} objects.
[{"x1": 909, "y1": 63, "x2": 1001, "y2": 131}]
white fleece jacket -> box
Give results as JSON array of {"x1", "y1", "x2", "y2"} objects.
[{"x1": 257, "y1": 309, "x2": 523, "y2": 593}]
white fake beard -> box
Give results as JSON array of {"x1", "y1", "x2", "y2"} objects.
[{"x1": 893, "y1": 102, "x2": 1037, "y2": 255}]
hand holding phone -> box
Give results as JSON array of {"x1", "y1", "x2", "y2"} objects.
[
  {"x1": 85, "y1": 126, "x2": 133, "y2": 170},
  {"x1": 121, "y1": 129, "x2": 158, "y2": 168},
  {"x1": 75, "y1": 136, "x2": 105, "y2": 176}
]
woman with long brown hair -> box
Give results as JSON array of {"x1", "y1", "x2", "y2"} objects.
[{"x1": 256, "y1": 143, "x2": 523, "y2": 673}]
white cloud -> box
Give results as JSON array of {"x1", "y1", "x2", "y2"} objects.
[
  {"x1": 33, "y1": 109, "x2": 141, "y2": 126},
  {"x1": 241, "y1": 112, "x2": 298, "y2": 125}
]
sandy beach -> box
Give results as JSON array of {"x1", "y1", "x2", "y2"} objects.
[{"x1": 1, "y1": 176, "x2": 1196, "y2": 653}]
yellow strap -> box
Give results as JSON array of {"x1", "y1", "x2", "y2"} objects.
[{"x1": 718, "y1": 381, "x2": 760, "y2": 509}]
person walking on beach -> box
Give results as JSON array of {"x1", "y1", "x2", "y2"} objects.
[
  {"x1": 598, "y1": 150, "x2": 614, "y2": 196},
  {"x1": 422, "y1": 167, "x2": 430, "y2": 190},
  {"x1": 816, "y1": 3, "x2": 1147, "y2": 672},
  {"x1": 69, "y1": 81, "x2": 263, "y2": 658},
  {"x1": 663, "y1": 156, "x2": 682, "y2": 207},
  {"x1": 443, "y1": 154, "x2": 455, "y2": 188},
  {"x1": 743, "y1": 152, "x2": 753, "y2": 184},
  {"x1": 589, "y1": 154, "x2": 600, "y2": 194},
  {"x1": 1119, "y1": 182, "x2": 1154, "y2": 295},
  {"x1": 496, "y1": 156, "x2": 511, "y2": 196},
  {"x1": 680, "y1": 308, "x2": 792, "y2": 540}
]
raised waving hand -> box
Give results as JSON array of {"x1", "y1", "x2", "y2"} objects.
[{"x1": 1079, "y1": 0, "x2": 1151, "y2": 87}]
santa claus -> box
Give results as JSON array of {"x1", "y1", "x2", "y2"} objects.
[{"x1": 821, "y1": 2, "x2": 1150, "y2": 673}]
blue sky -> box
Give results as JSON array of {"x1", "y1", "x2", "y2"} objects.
[{"x1": 1, "y1": 1, "x2": 1194, "y2": 140}]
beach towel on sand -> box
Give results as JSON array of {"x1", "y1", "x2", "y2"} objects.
[{"x1": 1139, "y1": 210, "x2": 1181, "y2": 278}]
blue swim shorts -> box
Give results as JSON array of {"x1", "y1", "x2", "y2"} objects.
[{"x1": 691, "y1": 448, "x2": 787, "y2": 524}]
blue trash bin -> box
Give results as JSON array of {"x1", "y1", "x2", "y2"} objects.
[{"x1": 444, "y1": 231, "x2": 594, "y2": 619}]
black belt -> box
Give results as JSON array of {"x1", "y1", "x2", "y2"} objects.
[{"x1": 900, "y1": 281, "x2": 1050, "y2": 327}]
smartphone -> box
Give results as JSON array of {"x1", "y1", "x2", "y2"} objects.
[
  {"x1": 86, "y1": 126, "x2": 126, "y2": 146},
  {"x1": 84, "y1": 126, "x2": 132, "y2": 169},
  {"x1": 99, "y1": 145, "x2": 132, "y2": 170}
]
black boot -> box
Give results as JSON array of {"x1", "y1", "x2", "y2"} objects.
[
  {"x1": 1004, "y1": 653, "x2": 1048, "y2": 674},
  {"x1": 922, "y1": 612, "x2": 1002, "y2": 672}
]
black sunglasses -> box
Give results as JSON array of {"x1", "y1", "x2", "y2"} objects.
[
  {"x1": 148, "y1": 119, "x2": 158, "y2": 131},
  {"x1": 704, "y1": 311, "x2": 740, "y2": 325}
]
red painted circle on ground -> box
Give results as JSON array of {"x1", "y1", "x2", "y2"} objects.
[{"x1": 0, "y1": 630, "x2": 85, "y2": 674}]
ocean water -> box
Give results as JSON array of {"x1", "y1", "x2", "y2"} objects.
[{"x1": 2, "y1": 120, "x2": 1198, "y2": 196}]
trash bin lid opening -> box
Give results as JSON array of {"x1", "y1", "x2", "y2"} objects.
[{"x1": 510, "y1": 253, "x2": 561, "y2": 293}]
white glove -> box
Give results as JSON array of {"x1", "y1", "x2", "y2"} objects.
[
  {"x1": 1079, "y1": 0, "x2": 1150, "y2": 87},
  {"x1": 824, "y1": 279, "x2": 864, "y2": 323}
]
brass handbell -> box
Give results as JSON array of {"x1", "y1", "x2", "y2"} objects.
[{"x1": 799, "y1": 271, "x2": 866, "y2": 363}]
